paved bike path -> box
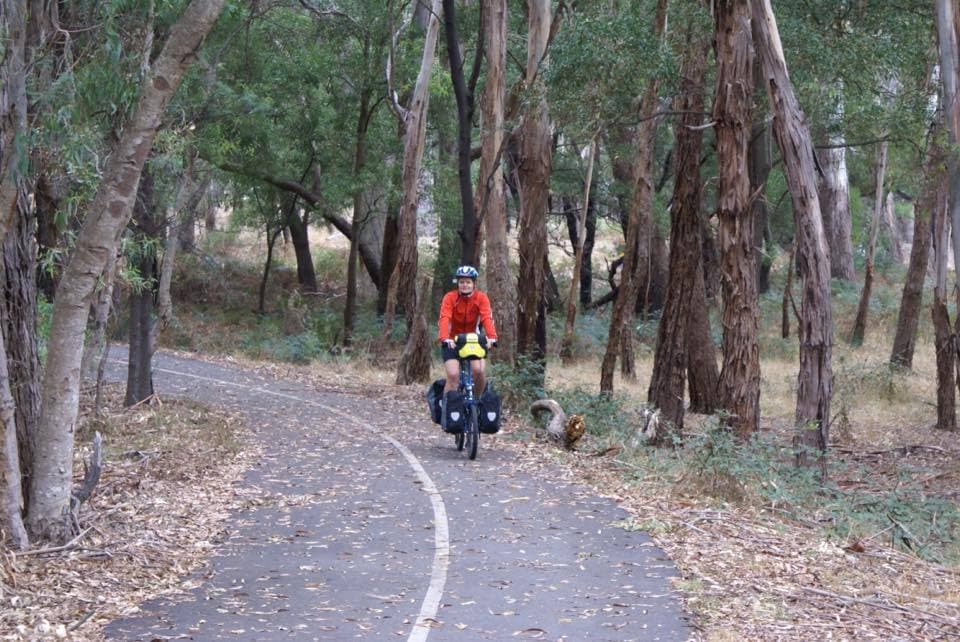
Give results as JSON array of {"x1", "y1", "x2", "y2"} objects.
[{"x1": 103, "y1": 351, "x2": 693, "y2": 641}]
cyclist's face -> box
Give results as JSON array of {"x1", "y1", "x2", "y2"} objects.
[{"x1": 457, "y1": 277, "x2": 475, "y2": 294}]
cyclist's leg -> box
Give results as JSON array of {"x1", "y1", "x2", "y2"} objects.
[
  {"x1": 441, "y1": 343, "x2": 460, "y2": 392},
  {"x1": 472, "y1": 358, "x2": 486, "y2": 396}
]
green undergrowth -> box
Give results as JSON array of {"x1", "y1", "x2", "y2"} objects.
[{"x1": 612, "y1": 424, "x2": 960, "y2": 564}]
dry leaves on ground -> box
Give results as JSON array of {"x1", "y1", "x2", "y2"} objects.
[{"x1": 0, "y1": 385, "x2": 258, "y2": 642}]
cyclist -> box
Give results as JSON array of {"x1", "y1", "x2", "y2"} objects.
[{"x1": 438, "y1": 265, "x2": 498, "y2": 396}]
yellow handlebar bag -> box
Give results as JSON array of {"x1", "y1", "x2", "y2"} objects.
[{"x1": 457, "y1": 333, "x2": 487, "y2": 359}]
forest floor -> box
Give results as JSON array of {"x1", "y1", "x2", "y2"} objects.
[{"x1": 2, "y1": 343, "x2": 958, "y2": 641}]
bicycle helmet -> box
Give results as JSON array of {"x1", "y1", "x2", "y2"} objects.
[{"x1": 454, "y1": 265, "x2": 479, "y2": 280}]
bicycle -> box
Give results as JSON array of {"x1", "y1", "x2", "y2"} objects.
[{"x1": 451, "y1": 333, "x2": 489, "y2": 460}]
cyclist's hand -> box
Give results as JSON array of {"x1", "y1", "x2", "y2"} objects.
[
  {"x1": 443, "y1": 339, "x2": 456, "y2": 349},
  {"x1": 487, "y1": 339, "x2": 497, "y2": 348}
]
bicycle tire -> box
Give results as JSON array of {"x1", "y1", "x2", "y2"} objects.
[
  {"x1": 466, "y1": 405, "x2": 479, "y2": 460},
  {"x1": 455, "y1": 431, "x2": 465, "y2": 451}
]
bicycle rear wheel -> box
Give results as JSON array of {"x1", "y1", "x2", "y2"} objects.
[
  {"x1": 455, "y1": 431, "x2": 465, "y2": 451},
  {"x1": 466, "y1": 405, "x2": 479, "y2": 460}
]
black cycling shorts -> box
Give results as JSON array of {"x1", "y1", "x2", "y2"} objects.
[{"x1": 441, "y1": 343, "x2": 459, "y2": 362}]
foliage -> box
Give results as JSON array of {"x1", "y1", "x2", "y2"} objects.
[
  {"x1": 546, "y1": 0, "x2": 682, "y2": 138},
  {"x1": 36, "y1": 295, "x2": 53, "y2": 365},
  {"x1": 626, "y1": 426, "x2": 960, "y2": 562},
  {"x1": 550, "y1": 386, "x2": 631, "y2": 442},
  {"x1": 489, "y1": 355, "x2": 546, "y2": 413}
]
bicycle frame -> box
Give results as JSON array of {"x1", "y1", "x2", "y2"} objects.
[
  {"x1": 452, "y1": 333, "x2": 486, "y2": 459},
  {"x1": 458, "y1": 357, "x2": 479, "y2": 404}
]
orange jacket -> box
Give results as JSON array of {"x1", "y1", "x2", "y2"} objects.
[{"x1": 437, "y1": 290, "x2": 498, "y2": 342}]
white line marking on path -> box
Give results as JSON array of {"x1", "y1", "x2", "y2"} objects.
[{"x1": 112, "y1": 360, "x2": 448, "y2": 642}]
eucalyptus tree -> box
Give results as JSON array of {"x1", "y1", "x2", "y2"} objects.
[
  {"x1": 477, "y1": 0, "x2": 514, "y2": 363},
  {"x1": 386, "y1": 0, "x2": 443, "y2": 383},
  {"x1": 597, "y1": 0, "x2": 668, "y2": 395},
  {"x1": 714, "y1": 0, "x2": 760, "y2": 438},
  {"x1": 513, "y1": 0, "x2": 553, "y2": 377},
  {"x1": 647, "y1": 15, "x2": 713, "y2": 442},
  {"x1": 0, "y1": 0, "x2": 30, "y2": 550},
  {"x1": 891, "y1": 121, "x2": 940, "y2": 369},
  {"x1": 934, "y1": 0, "x2": 960, "y2": 431},
  {"x1": 28, "y1": 0, "x2": 227, "y2": 542},
  {"x1": 547, "y1": 1, "x2": 671, "y2": 386},
  {"x1": 753, "y1": 0, "x2": 833, "y2": 472},
  {"x1": 752, "y1": 2, "x2": 931, "y2": 285},
  {"x1": 442, "y1": 0, "x2": 484, "y2": 264},
  {"x1": 849, "y1": 140, "x2": 888, "y2": 346}
]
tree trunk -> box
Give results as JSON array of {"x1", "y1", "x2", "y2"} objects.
[
  {"x1": 714, "y1": 0, "x2": 760, "y2": 438},
  {"x1": 561, "y1": 139, "x2": 597, "y2": 363},
  {"x1": 818, "y1": 107, "x2": 856, "y2": 281},
  {"x1": 849, "y1": 141, "x2": 887, "y2": 346},
  {"x1": 749, "y1": 114, "x2": 774, "y2": 292},
  {"x1": 2, "y1": 187, "x2": 39, "y2": 510},
  {"x1": 382, "y1": 0, "x2": 442, "y2": 339},
  {"x1": 378, "y1": 208, "x2": 400, "y2": 316},
  {"x1": 648, "y1": 34, "x2": 709, "y2": 440},
  {"x1": 396, "y1": 276, "x2": 433, "y2": 384},
  {"x1": 581, "y1": 186, "x2": 597, "y2": 306},
  {"x1": 753, "y1": 0, "x2": 833, "y2": 473},
  {"x1": 125, "y1": 170, "x2": 160, "y2": 407},
  {"x1": 600, "y1": 0, "x2": 667, "y2": 394},
  {"x1": 543, "y1": 253, "x2": 562, "y2": 313},
  {"x1": 0, "y1": 190, "x2": 31, "y2": 550},
  {"x1": 478, "y1": 0, "x2": 514, "y2": 364},
  {"x1": 344, "y1": 86, "x2": 372, "y2": 346},
  {"x1": 158, "y1": 172, "x2": 210, "y2": 331},
  {"x1": 286, "y1": 205, "x2": 318, "y2": 294},
  {"x1": 687, "y1": 269, "x2": 719, "y2": 415},
  {"x1": 782, "y1": 247, "x2": 796, "y2": 338},
  {"x1": 515, "y1": 0, "x2": 553, "y2": 374},
  {"x1": 932, "y1": 183, "x2": 955, "y2": 430},
  {"x1": 443, "y1": 0, "x2": 480, "y2": 263},
  {"x1": 0, "y1": 0, "x2": 27, "y2": 239},
  {"x1": 80, "y1": 251, "x2": 120, "y2": 385},
  {"x1": 0, "y1": 332, "x2": 28, "y2": 550},
  {"x1": 891, "y1": 134, "x2": 941, "y2": 368},
  {"x1": 27, "y1": 0, "x2": 227, "y2": 542},
  {"x1": 935, "y1": 0, "x2": 960, "y2": 433},
  {"x1": 882, "y1": 192, "x2": 905, "y2": 264},
  {"x1": 258, "y1": 225, "x2": 284, "y2": 315}
]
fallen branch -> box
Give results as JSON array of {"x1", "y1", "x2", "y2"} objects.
[
  {"x1": 14, "y1": 527, "x2": 95, "y2": 558},
  {"x1": 801, "y1": 586, "x2": 960, "y2": 629},
  {"x1": 833, "y1": 444, "x2": 954, "y2": 457},
  {"x1": 530, "y1": 399, "x2": 585, "y2": 449}
]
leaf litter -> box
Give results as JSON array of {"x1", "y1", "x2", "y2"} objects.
[
  {"x1": 0, "y1": 384, "x2": 258, "y2": 641},
  {"x1": 4, "y1": 357, "x2": 960, "y2": 641}
]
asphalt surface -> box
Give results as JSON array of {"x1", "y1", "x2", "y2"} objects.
[{"x1": 103, "y1": 350, "x2": 693, "y2": 641}]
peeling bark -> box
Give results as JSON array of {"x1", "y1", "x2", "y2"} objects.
[
  {"x1": 715, "y1": 0, "x2": 760, "y2": 438},
  {"x1": 753, "y1": 0, "x2": 833, "y2": 472},
  {"x1": 478, "y1": 0, "x2": 514, "y2": 364}
]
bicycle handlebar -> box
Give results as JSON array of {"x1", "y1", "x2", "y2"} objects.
[{"x1": 453, "y1": 333, "x2": 494, "y2": 349}]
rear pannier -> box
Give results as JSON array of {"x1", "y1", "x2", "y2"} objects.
[
  {"x1": 442, "y1": 390, "x2": 467, "y2": 433},
  {"x1": 478, "y1": 387, "x2": 502, "y2": 434},
  {"x1": 426, "y1": 379, "x2": 445, "y2": 424}
]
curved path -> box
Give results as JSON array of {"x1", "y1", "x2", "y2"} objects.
[{"x1": 104, "y1": 350, "x2": 692, "y2": 641}]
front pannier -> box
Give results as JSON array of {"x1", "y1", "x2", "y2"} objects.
[
  {"x1": 478, "y1": 387, "x2": 502, "y2": 434},
  {"x1": 426, "y1": 379, "x2": 445, "y2": 424},
  {"x1": 442, "y1": 390, "x2": 467, "y2": 433}
]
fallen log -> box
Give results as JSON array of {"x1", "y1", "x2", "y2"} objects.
[{"x1": 530, "y1": 399, "x2": 585, "y2": 449}]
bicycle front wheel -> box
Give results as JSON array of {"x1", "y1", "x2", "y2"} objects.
[{"x1": 466, "y1": 405, "x2": 479, "y2": 460}]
